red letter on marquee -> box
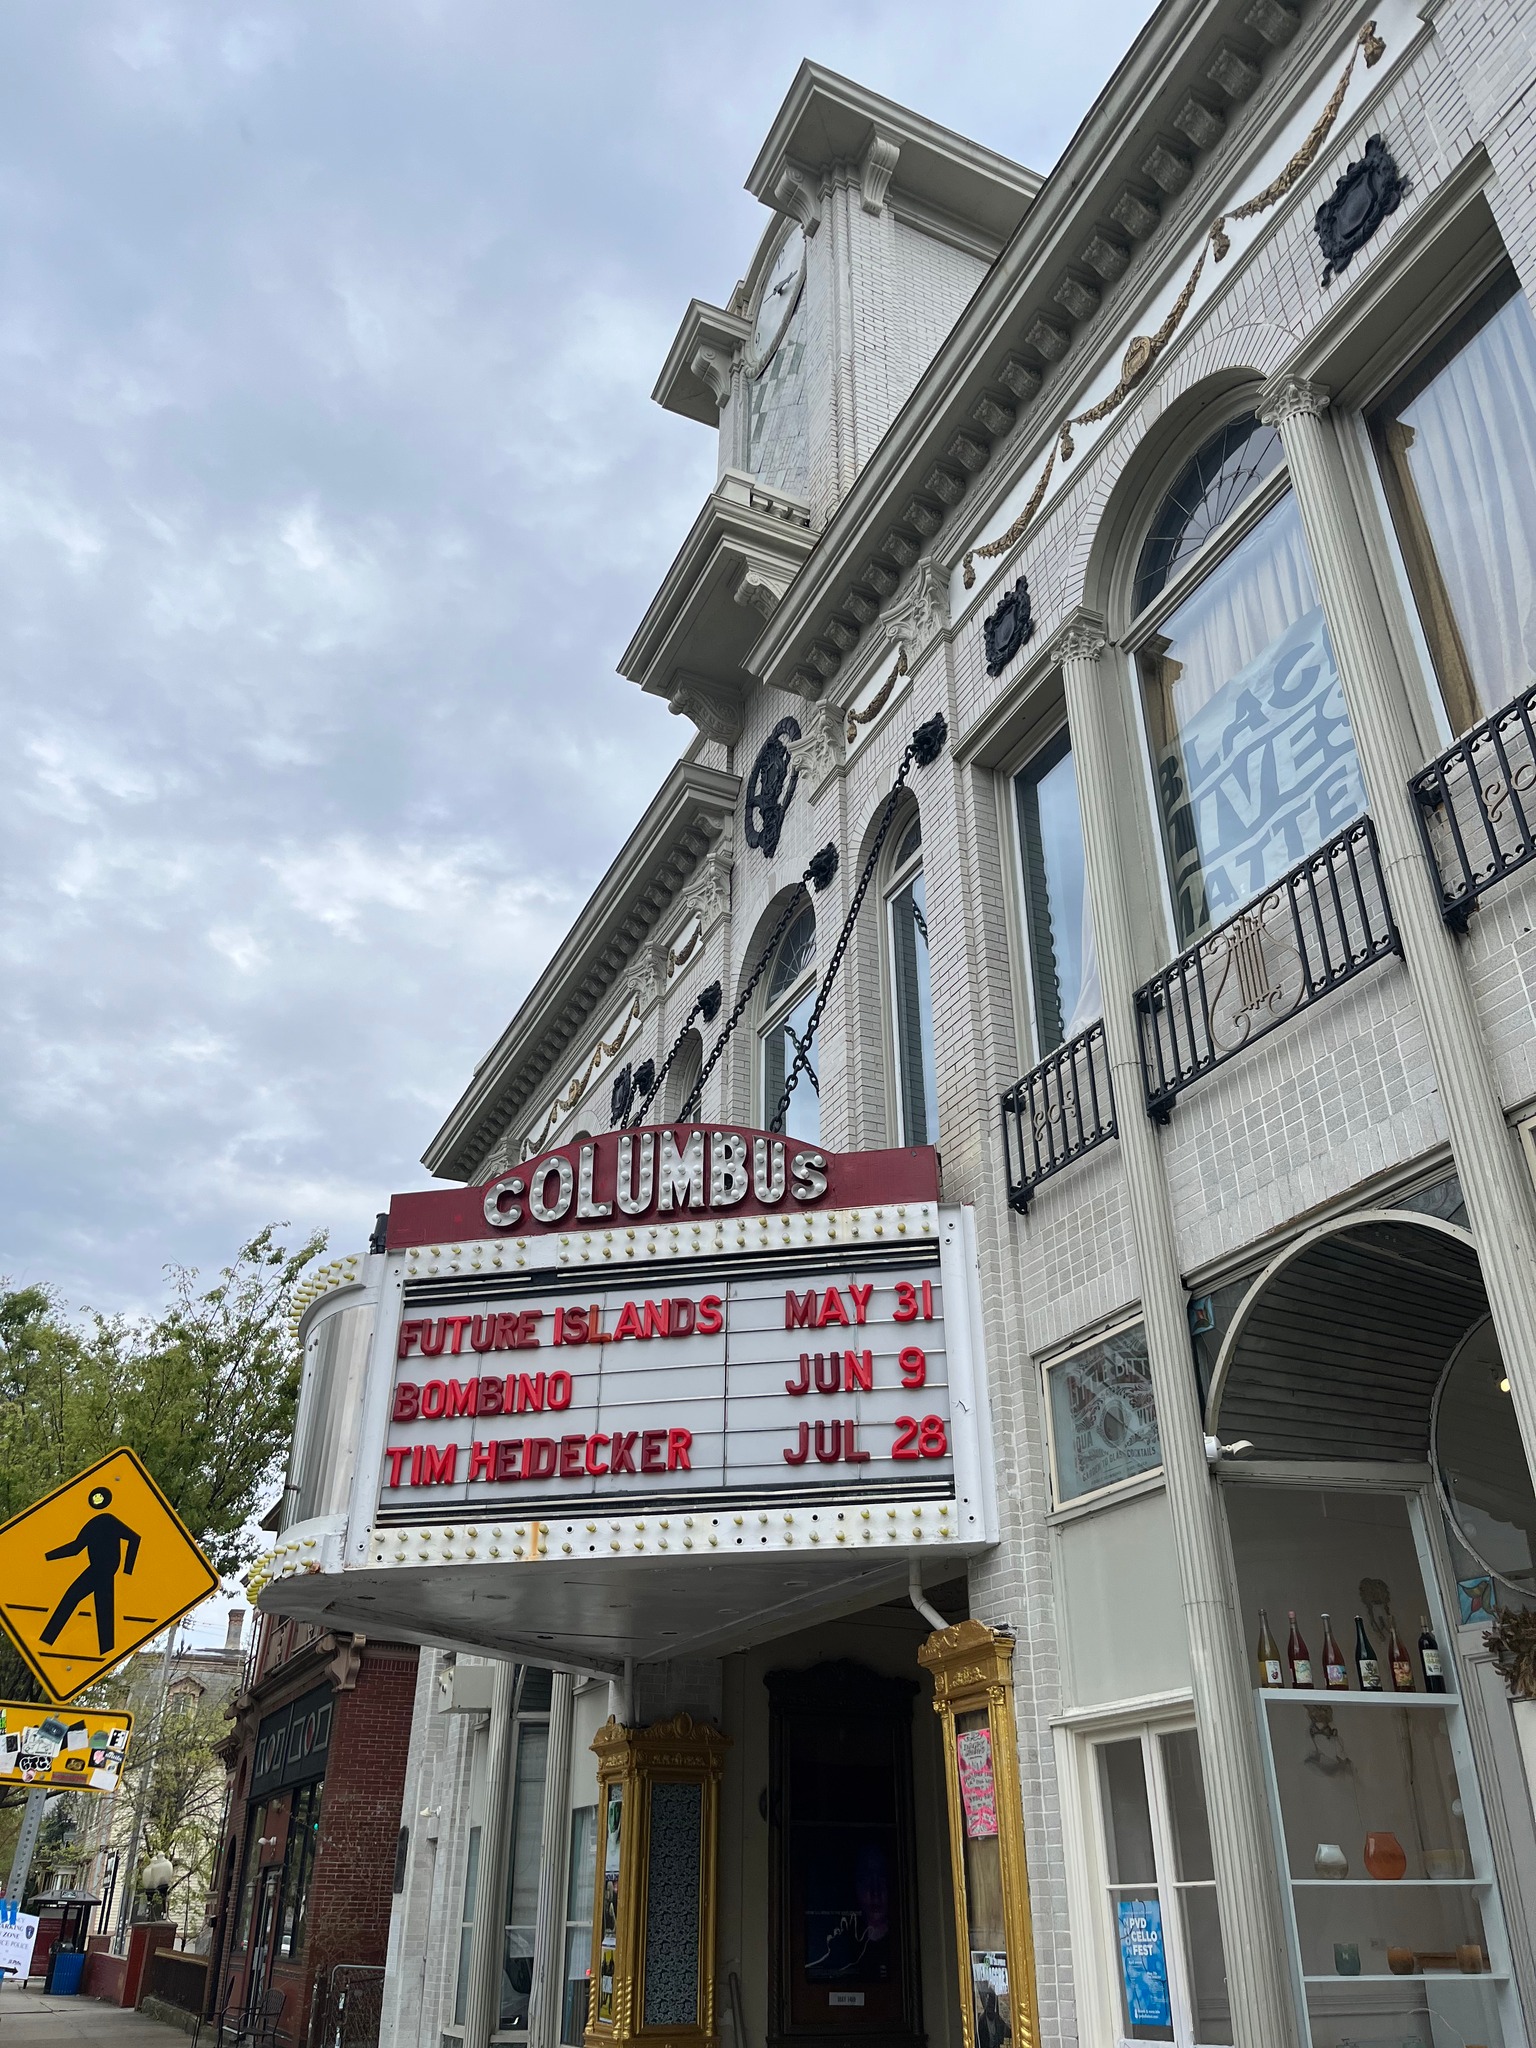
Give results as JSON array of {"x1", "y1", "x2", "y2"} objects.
[
  {"x1": 393, "y1": 1384, "x2": 421, "y2": 1421},
  {"x1": 494, "y1": 1440, "x2": 521, "y2": 1482},
  {"x1": 385, "y1": 1446, "x2": 411, "y2": 1488},
  {"x1": 559, "y1": 1435, "x2": 584, "y2": 1478},
  {"x1": 397, "y1": 1322, "x2": 422, "y2": 1358},
  {"x1": 585, "y1": 1434, "x2": 610, "y2": 1476},
  {"x1": 422, "y1": 1444, "x2": 458, "y2": 1485},
  {"x1": 641, "y1": 1430, "x2": 666, "y2": 1473},
  {"x1": 667, "y1": 1429, "x2": 692, "y2": 1471},
  {"x1": 785, "y1": 1291, "x2": 816, "y2": 1329},
  {"x1": 469, "y1": 1441, "x2": 495, "y2": 1481}
]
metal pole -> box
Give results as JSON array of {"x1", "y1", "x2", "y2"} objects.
[
  {"x1": 113, "y1": 1626, "x2": 178, "y2": 1953},
  {"x1": 4, "y1": 1787, "x2": 48, "y2": 1905}
]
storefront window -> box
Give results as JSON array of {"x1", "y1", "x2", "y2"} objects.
[
  {"x1": 1434, "y1": 1315, "x2": 1536, "y2": 1593},
  {"x1": 885, "y1": 816, "x2": 936, "y2": 1145},
  {"x1": 1044, "y1": 1321, "x2": 1160, "y2": 1506},
  {"x1": 1094, "y1": 1727, "x2": 1230, "y2": 2046},
  {"x1": 596, "y1": 1785, "x2": 622, "y2": 2026},
  {"x1": 760, "y1": 904, "x2": 818, "y2": 1142},
  {"x1": 1226, "y1": 1483, "x2": 1520, "y2": 2045},
  {"x1": 277, "y1": 1780, "x2": 323, "y2": 1958},
  {"x1": 452, "y1": 1827, "x2": 482, "y2": 2028},
  {"x1": 1373, "y1": 277, "x2": 1536, "y2": 736},
  {"x1": 501, "y1": 1722, "x2": 549, "y2": 2032},
  {"x1": 234, "y1": 1803, "x2": 268, "y2": 1951},
  {"x1": 1132, "y1": 419, "x2": 1366, "y2": 946},
  {"x1": 561, "y1": 1807, "x2": 597, "y2": 2047}
]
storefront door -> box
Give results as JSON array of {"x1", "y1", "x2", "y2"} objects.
[
  {"x1": 245, "y1": 1868, "x2": 282, "y2": 2020},
  {"x1": 766, "y1": 1662, "x2": 923, "y2": 2048}
]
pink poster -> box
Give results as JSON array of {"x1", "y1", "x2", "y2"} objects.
[{"x1": 956, "y1": 1727, "x2": 998, "y2": 1838}]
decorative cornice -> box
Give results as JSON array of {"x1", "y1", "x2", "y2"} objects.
[
  {"x1": 1257, "y1": 371, "x2": 1330, "y2": 425},
  {"x1": 786, "y1": 699, "x2": 848, "y2": 798},
  {"x1": 668, "y1": 671, "x2": 744, "y2": 745},
  {"x1": 1043, "y1": 608, "x2": 1109, "y2": 671},
  {"x1": 689, "y1": 343, "x2": 734, "y2": 411},
  {"x1": 653, "y1": 300, "x2": 752, "y2": 426},
  {"x1": 773, "y1": 165, "x2": 823, "y2": 238},
  {"x1": 734, "y1": 563, "x2": 791, "y2": 620}
]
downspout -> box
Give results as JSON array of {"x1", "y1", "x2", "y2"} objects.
[{"x1": 908, "y1": 1562, "x2": 949, "y2": 1634}]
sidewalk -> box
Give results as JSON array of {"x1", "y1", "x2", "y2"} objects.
[{"x1": 0, "y1": 1989, "x2": 187, "y2": 2048}]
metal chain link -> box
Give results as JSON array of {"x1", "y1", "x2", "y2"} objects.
[
  {"x1": 678, "y1": 843, "x2": 838, "y2": 1125},
  {"x1": 624, "y1": 979, "x2": 722, "y2": 1129},
  {"x1": 772, "y1": 714, "x2": 948, "y2": 1133}
]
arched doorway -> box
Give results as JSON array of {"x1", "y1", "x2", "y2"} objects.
[{"x1": 1207, "y1": 1211, "x2": 1536, "y2": 2045}]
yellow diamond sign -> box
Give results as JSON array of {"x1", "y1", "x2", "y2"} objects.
[{"x1": 0, "y1": 1448, "x2": 218, "y2": 1701}]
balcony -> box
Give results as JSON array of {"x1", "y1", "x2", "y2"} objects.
[
  {"x1": 1000, "y1": 1020, "x2": 1117, "y2": 1212},
  {"x1": 1134, "y1": 817, "x2": 1400, "y2": 1121},
  {"x1": 1410, "y1": 682, "x2": 1536, "y2": 929}
]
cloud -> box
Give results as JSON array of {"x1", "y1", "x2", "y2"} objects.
[{"x1": 0, "y1": 0, "x2": 1158, "y2": 1313}]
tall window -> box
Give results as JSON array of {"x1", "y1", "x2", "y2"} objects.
[
  {"x1": 277, "y1": 1781, "x2": 323, "y2": 1958},
  {"x1": 1131, "y1": 413, "x2": 1366, "y2": 946},
  {"x1": 1372, "y1": 276, "x2": 1536, "y2": 735},
  {"x1": 885, "y1": 815, "x2": 937, "y2": 1144},
  {"x1": 560, "y1": 1806, "x2": 598, "y2": 2046},
  {"x1": 665, "y1": 1028, "x2": 704, "y2": 1123},
  {"x1": 759, "y1": 904, "x2": 818, "y2": 1142},
  {"x1": 501, "y1": 1670, "x2": 552, "y2": 2033},
  {"x1": 1014, "y1": 730, "x2": 1098, "y2": 1054},
  {"x1": 1093, "y1": 1726, "x2": 1230, "y2": 2046},
  {"x1": 452, "y1": 1827, "x2": 483, "y2": 2027}
]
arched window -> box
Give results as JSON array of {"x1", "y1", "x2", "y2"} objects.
[
  {"x1": 1129, "y1": 410, "x2": 1366, "y2": 946},
  {"x1": 884, "y1": 815, "x2": 937, "y2": 1144},
  {"x1": 759, "y1": 903, "x2": 818, "y2": 1142},
  {"x1": 665, "y1": 1028, "x2": 703, "y2": 1122}
]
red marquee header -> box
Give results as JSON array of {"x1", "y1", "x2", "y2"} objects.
[{"x1": 385, "y1": 1126, "x2": 939, "y2": 1251}]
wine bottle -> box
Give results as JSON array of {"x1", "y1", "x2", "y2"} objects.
[
  {"x1": 1256, "y1": 1608, "x2": 1283, "y2": 1688},
  {"x1": 1387, "y1": 1620, "x2": 1414, "y2": 1692},
  {"x1": 1322, "y1": 1613, "x2": 1349, "y2": 1690},
  {"x1": 1418, "y1": 1617, "x2": 1447, "y2": 1694},
  {"x1": 1355, "y1": 1614, "x2": 1382, "y2": 1691},
  {"x1": 1286, "y1": 1611, "x2": 1312, "y2": 1689}
]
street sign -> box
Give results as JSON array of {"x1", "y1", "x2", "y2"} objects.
[
  {"x1": 0, "y1": 1448, "x2": 218, "y2": 1701},
  {"x1": 0, "y1": 1702, "x2": 132, "y2": 1792}
]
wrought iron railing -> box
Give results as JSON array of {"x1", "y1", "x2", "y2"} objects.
[
  {"x1": 1134, "y1": 817, "x2": 1400, "y2": 1121},
  {"x1": 1410, "y1": 682, "x2": 1536, "y2": 928},
  {"x1": 1000, "y1": 1020, "x2": 1117, "y2": 1212}
]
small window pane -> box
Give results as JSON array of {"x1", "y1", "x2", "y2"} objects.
[
  {"x1": 1135, "y1": 414, "x2": 1284, "y2": 612},
  {"x1": 889, "y1": 868, "x2": 936, "y2": 1144},
  {"x1": 762, "y1": 983, "x2": 818, "y2": 1142},
  {"x1": 1376, "y1": 283, "x2": 1536, "y2": 733},
  {"x1": 453, "y1": 1826, "x2": 483, "y2": 2027},
  {"x1": 767, "y1": 906, "x2": 816, "y2": 1003},
  {"x1": 501, "y1": 1723, "x2": 549, "y2": 2031},
  {"x1": 1014, "y1": 734, "x2": 1099, "y2": 1054},
  {"x1": 1158, "y1": 1729, "x2": 1214, "y2": 1884},
  {"x1": 1099, "y1": 1742, "x2": 1158, "y2": 1887},
  {"x1": 1046, "y1": 1323, "x2": 1160, "y2": 1504},
  {"x1": 1136, "y1": 490, "x2": 1366, "y2": 946},
  {"x1": 562, "y1": 1806, "x2": 597, "y2": 2046}
]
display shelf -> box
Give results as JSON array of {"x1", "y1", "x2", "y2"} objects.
[
  {"x1": 1290, "y1": 1877, "x2": 1487, "y2": 1887},
  {"x1": 1301, "y1": 1971, "x2": 1508, "y2": 1985},
  {"x1": 1258, "y1": 1686, "x2": 1458, "y2": 1707}
]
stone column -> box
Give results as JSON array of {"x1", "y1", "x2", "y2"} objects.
[
  {"x1": 527, "y1": 1673, "x2": 576, "y2": 2048},
  {"x1": 1259, "y1": 373, "x2": 1536, "y2": 1478},
  {"x1": 462, "y1": 1660, "x2": 519, "y2": 2048},
  {"x1": 1052, "y1": 613, "x2": 1304, "y2": 2048}
]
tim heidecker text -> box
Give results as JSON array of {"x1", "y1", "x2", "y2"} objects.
[{"x1": 384, "y1": 1279, "x2": 945, "y2": 1489}]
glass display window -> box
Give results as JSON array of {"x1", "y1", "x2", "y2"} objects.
[
  {"x1": 1043, "y1": 1320, "x2": 1162, "y2": 1508},
  {"x1": 1225, "y1": 1481, "x2": 1523, "y2": 2046},
  {"x1": 561, "y1": 1806, "x2": 597, "y2": 2047}
]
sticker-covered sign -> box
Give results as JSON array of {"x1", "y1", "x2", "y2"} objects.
[
  {"x1": 0, "y1": 1702, "x2": 132, "y2": 1792},
  {"x1": 379, "y1": 1260, "x2": 950, "y2": 1516},
  {"x1": 956, "y1": 1726, "x2": 999, "y2": 1839}
]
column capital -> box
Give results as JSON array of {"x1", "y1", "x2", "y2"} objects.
[
  {"x1": 1044, "y1": 607, "x2": 1109, "y2": 670},
  {"x1": 1258, "y1": 373, "x2": 1331, "y2": 428}
]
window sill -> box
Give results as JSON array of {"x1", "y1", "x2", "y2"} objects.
[{"x1": 1046, "y1": 1466, "x2": 1166, "y2": 1526}]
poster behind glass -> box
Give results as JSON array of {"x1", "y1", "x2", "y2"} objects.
[
  {"x1": 596, "y1": 1785, "x2": 622, "y2": 2025},
  {"x1": 955, "y1": 1710, "x2": 1011, "y2": 2048},
  {"x1": 1047, "y1": 1324, "x2": 1160, "y2": 1504}
]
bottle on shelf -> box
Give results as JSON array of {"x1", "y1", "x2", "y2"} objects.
[
  {"x1": 1387, "y1": 1620, "x2": 1414, "y2": 1692},
  {"x1": 1286, "y1": 1611, "x2": 1312, "y2": 1689},
  {"x1": 1355, "y1": 1614, "x2": 1382, "y2": 1692},
  {"x1": 1321, "y1": 1613, "x2": 1349, "y2": 1690},
  {"x1": 1256, "y1": 1608, "x2": 1283, "y2": 1688},
  {"x1": 1418, "y1": 1617, "x2": 1447, "y2": 1694}
]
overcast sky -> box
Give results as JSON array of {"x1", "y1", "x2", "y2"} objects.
[{"x1": 0, "y1": 1, "x2": 1159, "y2": 1319}]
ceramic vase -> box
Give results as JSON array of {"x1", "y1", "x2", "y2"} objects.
[
  {"x1": 1364, "y1": 1831, "x2": 1408, "y2": 1880},
  {"x1": 1313, "y1": 1842, "x2": 1349, "y2": 1879}
]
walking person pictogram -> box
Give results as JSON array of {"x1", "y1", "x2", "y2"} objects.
[{"x1": 38, "y1": 1487, "x2": 141, "y2": 1657}]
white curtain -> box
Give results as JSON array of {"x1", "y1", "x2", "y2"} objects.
[
  {"x1": 1396, "y1": 290, "x2": 1536, "y2": 714},
  {"x1": 1156, "y1": 492, "x2": 1321, "y2": 726}
]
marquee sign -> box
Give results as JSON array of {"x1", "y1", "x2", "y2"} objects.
[
  {"x1": 379, "y1": 1259, "x2": 951, "y2": 1519},
  {"x1": 384, "y1": 1127, "x2": 938, "y2": 1250}
]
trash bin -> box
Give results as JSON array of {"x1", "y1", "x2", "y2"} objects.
[{"x1": 46, "y1": 1950, "x2": 85, "y2": 1995}]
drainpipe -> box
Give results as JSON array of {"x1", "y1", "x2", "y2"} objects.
[{"x1": 908, "y1": 1563, "x2": 949, "y2": 1634}]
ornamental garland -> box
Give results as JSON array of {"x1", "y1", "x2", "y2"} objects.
[
  {"x1": 847, "y1": 646, "x2": 908, "y2": 744},
  {"x1": 961, "y1": 16, "x2": 1386, "y2": 592}
]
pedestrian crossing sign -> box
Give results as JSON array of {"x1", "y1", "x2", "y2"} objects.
[{"x1": 0, "y1": 1448, "x2": 219, "y2": 1701}]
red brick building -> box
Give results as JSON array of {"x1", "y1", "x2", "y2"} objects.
[{"x1": 208, "y1": 1614, "x2": 417, "y2": 2045}]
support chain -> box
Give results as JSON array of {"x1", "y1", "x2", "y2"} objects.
[
  {"x1": 772, "y1": 714, "x2": 948, "y2": 1133},
  {"x1": 679, "y1": 844, "x2": 840, "y2": 1124},
  {"x1": 624, "y1": 979, "x2": 724, "y2": 1128}
]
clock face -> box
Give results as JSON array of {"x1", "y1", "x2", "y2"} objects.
[{"x1": 751, "y1": 226, "x2": 805, "y2": 372}]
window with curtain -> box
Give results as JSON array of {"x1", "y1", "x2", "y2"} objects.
[
  {"x1": 1014, "y1": 729, "x2": 1099, "y2": 1055},
  {"x1": 759, "y1": 903, "x2": 818, "y2": 1142},
  {"x1": 1132, "y1": 414, "x2": 1366, "y2": 946},
  {"x1": 1372, "y1": 276, "x2": 1536, "y2": 736},
  {"x1": 885, "y1": 816, "x2": 937, "y2": 1144}
]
